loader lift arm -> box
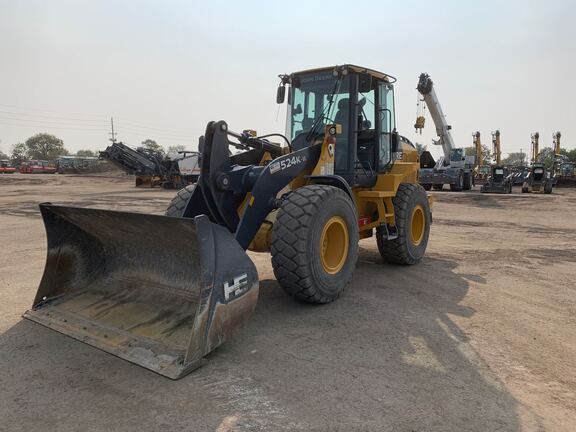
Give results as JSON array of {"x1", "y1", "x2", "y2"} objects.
[{"x1": 184, "y1": 121, "x2": 322, "y2": 249}]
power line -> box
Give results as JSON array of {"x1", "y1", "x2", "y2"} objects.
[{"x1": 0, "y1": 103, "x2": 197, "y2": 135}]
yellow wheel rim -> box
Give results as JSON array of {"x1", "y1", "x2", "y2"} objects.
[
  {"x1": 320, "y1": 216, "x2": 349, "y2": 274},
  {"x1": 411, "y1": 204, "x2": 426, "y2": 246}
]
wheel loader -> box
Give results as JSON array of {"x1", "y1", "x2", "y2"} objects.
[{"x1": 24, "y1": 65, "x2": 432, "y2": 379}]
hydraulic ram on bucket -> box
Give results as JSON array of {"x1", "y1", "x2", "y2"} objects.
[{"x1": 23, "y1": 204, "x2": 259, "y2": 379}]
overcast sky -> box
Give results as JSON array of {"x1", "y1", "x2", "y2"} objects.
[{"x1": 0, "y1": 0, "x2": 574, "y2": 159}]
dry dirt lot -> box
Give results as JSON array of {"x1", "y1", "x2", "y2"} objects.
[{"x1": 1, "y1": 174, "x2": 575, "y2": 432}]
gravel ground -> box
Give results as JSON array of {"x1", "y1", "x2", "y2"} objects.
[{"x1": 1, "y1": 174, "x2": 574, "y2": 432}]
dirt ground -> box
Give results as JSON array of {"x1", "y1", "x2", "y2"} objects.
[{"x1": 1, "y1": 173, "x2": 574, "y2": 432}]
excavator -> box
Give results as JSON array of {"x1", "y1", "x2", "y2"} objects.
[
  {"x1": 552, "y1": 131, "x2": 576, "y2": 187},
  {"x1": 481, "y1": 130, "x2": 512, "y2": 194},
  {"x1": 416, "y1": 74, "x2": 474, "y2": 191},
  {"x1": 23, "y1": 65, "x2": 432, "y2": 379},
  {"x1": 473, "y1": 131, "x2": 490, "y2": 184}
]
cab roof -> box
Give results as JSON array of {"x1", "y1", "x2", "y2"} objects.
[{"x1": 292, "y1": 64, "x2": 396, "y2": 83}]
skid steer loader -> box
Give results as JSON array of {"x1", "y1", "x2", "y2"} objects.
[
  {"x1": 24, "y1": 65, "x2": 432, "y2": 379},
  {"x1": 522, "y1": 163, "x2": 553, "y2": 194},
  {"x1": 480, "y1": 166, "x2": 512, "y2": 194}
]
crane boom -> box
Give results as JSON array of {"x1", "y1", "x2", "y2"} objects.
[
  {"x1": 417, "y1": 73, "x2": 456, "y2": 162},
  {"x1": 491, "y1": 130, "x2": 501, "y2": 165}
]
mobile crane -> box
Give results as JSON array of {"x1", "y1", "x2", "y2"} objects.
[{"x1": 416, "y1": 73, "x2": 474, "y2": 191}]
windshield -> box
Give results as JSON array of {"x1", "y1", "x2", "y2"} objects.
[{"x1": 288, "y1": 72, "x2": 350, "y2": 141}]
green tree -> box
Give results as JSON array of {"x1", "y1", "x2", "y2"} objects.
[
  {"x1": 537, "y1": 147, "x2": 555, "y2": 169},
  {"x1": 25, "y1": 133, "x2": 68, "y2": 160},
  {"x1": 11, "y1": 142, "x2": 28, "y2": 165},
  {"x1": 76, "y1": 149, "x2": 96, "y2": 157},
  {"x1": 414, "y1": 143, "x2": 427, "y2": 155},
  {"x1": 501, "y1": 152, "x2": 527, "y2": 166},
  {"x1": 167, "y1": 145, "x2": 186, "y2": 154},
  {"x1": 465, "y1": 145, "x2": 492, "y2": 164},
  {"x1": 140, "y1": 139, "x2": 165, "y2": 155},
  {"x1": 560, "y1": 148, "x2": 576, "y2": 163},
  {"x1": 0, "y1": 149, "x2": 9, "y2": 160}
]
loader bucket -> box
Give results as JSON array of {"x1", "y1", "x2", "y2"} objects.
[{"x1": 23, "y1": 204, "x2": 259, "y2": 379}]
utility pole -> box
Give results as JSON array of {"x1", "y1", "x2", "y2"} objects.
[
  {"x1": 109, "y1": 117, "x2": 117, "y2": 143},
  {"x1": 520, "y1": 148, "x2": 523, "y2": 165}
]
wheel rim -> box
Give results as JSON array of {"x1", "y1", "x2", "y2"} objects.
[
  {"x1": 410, "y1": 205, "x2": 426, "y2": 246},
  {"x1": 320, "y1": 216, "x2": 349, "y2": 274}
]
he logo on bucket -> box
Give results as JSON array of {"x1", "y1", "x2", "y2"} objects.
[{"x1": 223, "y1": 274, "x2": 249, "y2": 301}]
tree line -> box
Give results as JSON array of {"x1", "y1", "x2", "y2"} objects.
[{"x1": 0, "y1": 134, "x2": 185, "y2": 165}]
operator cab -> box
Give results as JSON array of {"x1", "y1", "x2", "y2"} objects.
[
  {"x1": 277, "y1": 64, "x2": 398, "y2": 187},
  {"x1": 492, "y1": 166, "x2": 506, "y2": 183}
]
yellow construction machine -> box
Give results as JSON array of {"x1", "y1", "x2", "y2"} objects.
[{"x1": 24, "y1": 65, "x2": 432, "y2": 378}]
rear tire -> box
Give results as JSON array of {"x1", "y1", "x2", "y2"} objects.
[
  {"x1": 422, "y1": 183, "x2": 432, "y2": 191},
  {"x1": 544, "y1": 181, "x2": 553, "y2": 194},
  {"x1": 271, "y1": 185, "x2": 359, "y2": 303},
  {"x1": 377, "y1": 183, "x2": 431, "y2": 265},
  {"x1": 165, "y1": 184, "x2": 196, "y2": 217},
  {"x1": 522, "y1": 186, "x2": 528, "y2": 193}
]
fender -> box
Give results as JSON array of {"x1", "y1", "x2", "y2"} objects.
[{"x1": 305, "y1": 174, "x2": 354, "y2": 200}]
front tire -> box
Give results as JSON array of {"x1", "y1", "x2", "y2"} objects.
[
  {"x1": 271, "y1": 185, "x2": 359, "y2": 303},
  {"x1": 165, "y1": 184, "x2": 196, "y2": 217},
  {"x1": 377, "y1": 183, "x2": 431, "y2": 265},
  {"x1": 422, "y1": 183, "x2": 432, "y2": 191},
  {"x1": 450, "y1": 173, "x2": 464, "y2": 191}
]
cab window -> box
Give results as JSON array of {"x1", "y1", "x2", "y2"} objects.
[{"x1": 378, "y1": 83, "x2": 395, "y2": 171}]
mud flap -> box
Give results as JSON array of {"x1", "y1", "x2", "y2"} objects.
[{"x1": 23, "y1": 204, "x2": 259, "y2": 379}]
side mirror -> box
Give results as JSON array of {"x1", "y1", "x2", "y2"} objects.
[
  {"x1": 391, "y1": 130, "x2": 399, "y2": 153},
  {"x1": 276, "y1": 85, "x2": 286, "y2": 104}
]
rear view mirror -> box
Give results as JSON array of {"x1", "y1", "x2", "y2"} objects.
[
  {"x1": 276, "y1": 85, "x2": 286, "y2": 104},
  {"x1": 391, "y1": 130, "x2": 399, "y2": 153}
]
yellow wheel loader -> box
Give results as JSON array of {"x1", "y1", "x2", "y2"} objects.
[{"x1": 24, "y1": 65, "x2": 432, "y2": 379}]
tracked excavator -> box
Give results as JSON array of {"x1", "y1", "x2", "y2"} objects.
[
  {"x1": 473, "y1": 131, "x2": 490, "y2": 185},
  {"x1": 24, "y1": 65, "x2": 432, "y2": 379},
  {"x1": 416, "y1": 74, "x2": 474, "y2": 191},
  {"x1": 552, "y1": 132, "x2": 576, "y2": 187}
]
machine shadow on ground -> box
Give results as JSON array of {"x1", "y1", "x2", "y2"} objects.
[{"x1": 0, "y1": 251, "x2": 528, "y2": 431}]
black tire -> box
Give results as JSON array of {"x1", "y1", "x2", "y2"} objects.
[
  {"x1": 544, "y1": 181, "x2": 553, "y2": 194},
  {"x1": 450, "y1": 173, "x2": 464, "y2": 191},
  {"x1": 508, "y1": 183, "x2": 512, "y2": 194},
  {"x1": 463, "y1": 172, "x2": 472, "y2": 190},
  {"x1": 271, "y1": 185, "x2": 359, "y2": 303},
  {"x1": 376, "y1": 183, "x2": 431, "y2": 265},
  {"x1": 522, "y1": 186, "x2": 528, "y2": 193},
  {"x1": 165, "y1": 184, "x2": 196, "y2": 217},
  {"x1": 432, "y1": 184, "x2": 443, "y2": 191},
  {"x1": 422, "y1": 183, "x2": 432, "y2": 191}
]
